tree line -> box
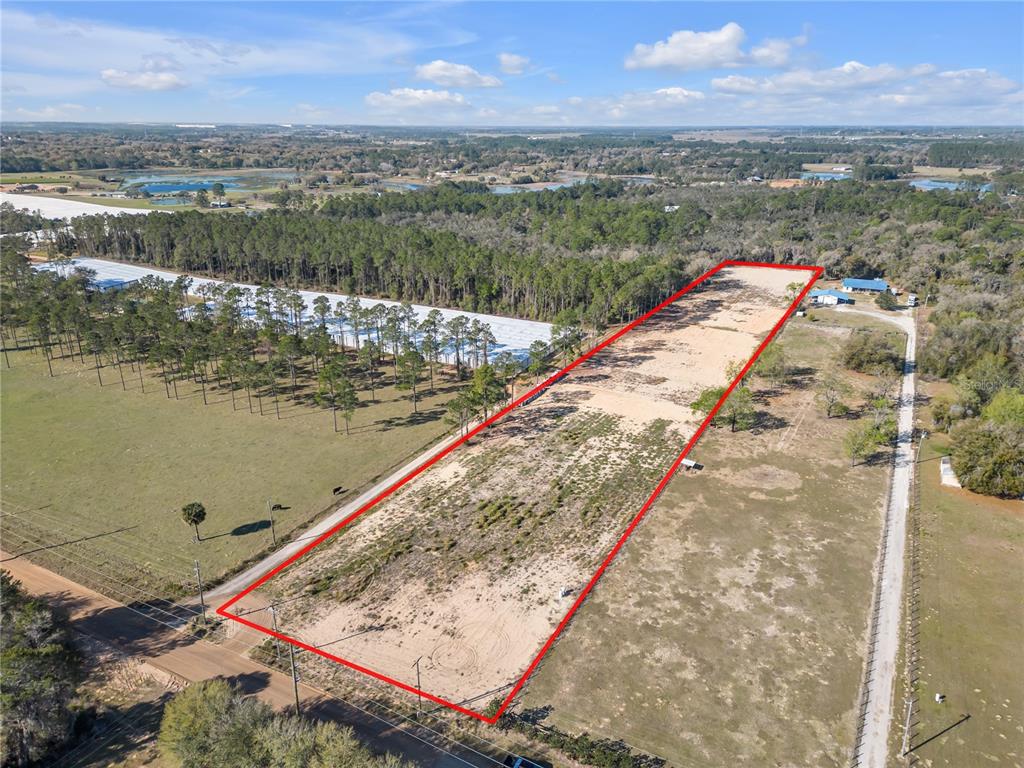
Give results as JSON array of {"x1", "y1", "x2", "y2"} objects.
[
  {"x1": 1, "y1": 241, "x2": 584, "y2": 438},
  {"x1": 62, "y1": 208, "x2": 690, "y2": 326}
]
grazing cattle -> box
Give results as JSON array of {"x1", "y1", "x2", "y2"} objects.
[{"x1": 332, "y1": 486, "x2": 344, "y2": 496}]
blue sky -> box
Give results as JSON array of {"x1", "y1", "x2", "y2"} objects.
[{"x1": 3, "y1": 2, "x2": 1022, "y2": 125}]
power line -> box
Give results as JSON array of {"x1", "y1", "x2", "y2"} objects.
[
  {"x1": 3, "y1": 529, "x2": 504, "y2": 767},
  {"x1": 0, "y1": 501, "x2": 196, "y2": 575}
]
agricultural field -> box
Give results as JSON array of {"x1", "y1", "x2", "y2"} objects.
[
  {"x1": 520, "y1": 314, "x2": 899, "y2": 766},
  {"x1": 0, "y1": 347, "x2": 461, "y2": 597},
  {"x1": 895, "y1": 428, "x2": 1023, "y2": 767},
  {"x1": 243, "y1": 265, "x2": 813, "y2": 712}
]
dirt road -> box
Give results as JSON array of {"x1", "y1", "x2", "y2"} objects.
[
  {"x1": 0, "y1": 553, "x2": 505, "y2": 768},
  {"x1": 835, "y1": 306, "x2": 917, "y2": 768}
]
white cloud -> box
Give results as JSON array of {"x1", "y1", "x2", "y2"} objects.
[
  {"x1": 652, "y1": 87, "x2": 705, "y2": 103},
  {"x1": 365, "y1": 88, "x2": 469, "y2": 111},
  {"x1": 414, "y1": 60, "x2": 501, "y2": 88},
  {"x1": 627, "y1": 22, "x2": 745, "y2": 70},
  {"x1": 566, "y1": 87, "x2": 706, "y2": 122},
  {"x1": 710, "y1": 75, "x2": 760, "y2": 94},
  {"x1": 13, "y1": 103, "x2": 87, "y2": 119},
  {"x1": 707, "y1": 61, "x2": 1022, "y2": 124},
  {"x1": 1, "y1": 71, "x2": 104, "y2": 98},
  {"x1": 531, "y1": 105, "x2": 560, "y2": 115},
  {"x1": 101, "y1": 69, "x2": 188, "y2": 91},
  {"x1": 750, "y1": 39, "x2": 793, "y2": 68},
  {"x1": 626, "y1": 22, "x2": 805, "y2": 71},
  {"x1": 498, "y1": 52, "x2": 530, "y2": 75},
  {"x1": 0, "y1": 7, "x2": 432, "y2": 90},
  {"x1": 713, "y1": 61, "x2": 952, "y2": 96}
]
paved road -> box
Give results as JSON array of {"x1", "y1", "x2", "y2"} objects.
[
  {"x1": 0, "y1": 553, "x2": 501, "y2": 768},
  {"x1": 834, "y1": 306, "x2": 917, "y2": 767}
]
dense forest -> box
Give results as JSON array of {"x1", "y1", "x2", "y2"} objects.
[
  {"x1": 66, "y1": 206, "x2": 689, "y2": 326},
  {"x1": 6, "y1": 124, "x2": 1021, "y2": 182},
  {"x1": 46, "y1": 180, "x2": 1022, "y2": 335}
]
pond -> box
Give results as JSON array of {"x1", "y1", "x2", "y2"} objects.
[
  {"x1": 380, "y1": 181, "x2": 424, "y2": 191},
  {"x1": 801, "y1": 171, "x2": 851, "y2": 181},
  {"x1": 489, "y1": 179, "x2": 584, "y2": 195},
  {"x1": 909, "y1": 178, "x2": 993, "y2": 192},
  {"x1": 149, "y1": 197, "x2": 194, "y2": 206},
  {"x1": 120, "y1": 170, "x2": 297, "y2": 195}
]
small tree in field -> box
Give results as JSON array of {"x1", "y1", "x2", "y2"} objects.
[
  {"x1": 182, "y1": 502, "x2": 207, "y2": 542},
  {"x1": 816, "y1": 370, "x2": 852, "y2": 418},
  {"x1": 690, "y1": 386, "x2": 727, "y2": 427},
  {"x1": 335, "y1": 378, "x2": 359, "y2": 435},
  {"x1": 396, "y1": 347, "x2": 426, "y2": 413},
  {"x1": 721, "y1": 386, "x2": 756, "y2": 432},
  {"x1": 843, "y1": 424, "x2": 875, "y2": 466},
  {"x1": 785, "y1": 281, "x2": 805, "y2": 303}
]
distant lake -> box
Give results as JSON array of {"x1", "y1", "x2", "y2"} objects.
[
  {"x1": 489, "y1": 179, "x2": 584, "y2": 195},
  {"x1": 801, "y1": 171, "x2": 851, "y2": 181},
  {"x1": 150, "y1": 197, "x2": 193, "y2": 206},
  {"x1": 121, "y1": 170, "x2": 296, "y2": 195},
  {"x1": 381, "y1": 181, "x2": 424, "y2": 191},
  {"x1": 910, "y1": 178, "x2": 993, "y2": 192}
]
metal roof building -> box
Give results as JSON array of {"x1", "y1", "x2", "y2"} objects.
[
  {"x1": 842, "y1": 277, "x2": 889, "y2": 292},
  {"x1": 809, "y1": 288, "x2": 855, "y2": 305}
]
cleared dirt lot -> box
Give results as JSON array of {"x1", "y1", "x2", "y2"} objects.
[{"x1": 249, "y1": 266, "x2": 811, "y2": 711}]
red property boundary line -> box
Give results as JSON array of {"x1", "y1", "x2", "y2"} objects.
[{"x1": 217, "y1": 259, "x2": 823, "y2": 723}]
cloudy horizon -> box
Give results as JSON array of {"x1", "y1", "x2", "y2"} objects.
[{"x1": 2, "y1": 2, "x2": 1022, "y2": 127}]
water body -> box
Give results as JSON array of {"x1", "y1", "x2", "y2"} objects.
[
  {"x1": 801, "y1": 171, "x2": 852, "y2": 181},
  {"x1": 149, "y1": 197, "x2": 194, "y2": 206},
  {"x1": 909, "y1": 178, "x2": 993, "y2": 192},
  {"x1": 489, "y1": 179, "x2": 584, "y2": 195},
  {"x1": 120, "y1": 170, "x2": 296, "y2": 195},
  {"x1": 380, "y1": 181, "x2": 424, "y2": 191}
]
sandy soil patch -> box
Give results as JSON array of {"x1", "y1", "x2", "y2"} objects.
[{"x1": 251, "y1": 266, "x2": 812, "y2": 708}]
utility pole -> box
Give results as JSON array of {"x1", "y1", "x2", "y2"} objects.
[
  {"x1": 267, "y1": 499, "x2": 277, "y2": 546},
  {"x1": 269, "y1": 604, "x2": 282, "y2": 664},
  {"x1": 901, "y1": 696, "x2": 914, "y2": 756},
  {"x1": 289, "y1": 644, "x2": 301, "y2": 715},
  {"x1": 412, "y1": 656, "x2": 423, "y2": 718},
  {"x1": 194, "y1": 560, "x2": 207, "y2": 624}
]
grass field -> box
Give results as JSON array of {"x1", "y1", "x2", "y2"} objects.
[
  {"x1": 0, "y1": 348, "x2": 461, "y2": 597},
  {"x1": 898, "y1": 429, "x2": 1023, "y2": 767},
  {"x1": 520, "y1": 316, "x2": 896, "y2": 766},
  {"x1": 60, "y1": 195, "x2": 170, "y2": 209}
]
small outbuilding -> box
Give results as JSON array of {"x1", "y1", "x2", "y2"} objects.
[
  {"x1": 842, "y1": 277, "x2": 889, "y2": 293},
  {"x1": 809, "y1": 288, "x2": 855, "y2": 306}
]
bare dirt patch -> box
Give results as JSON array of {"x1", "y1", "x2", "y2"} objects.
[{"x1": 246, "y1": 266, "x2": 810, "y2": 709}]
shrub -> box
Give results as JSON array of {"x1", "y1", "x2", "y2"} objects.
[
  {"x1": 841, "y1": 330, "x2": 903, "y2": 373},
  {"x1": 875, "y1": 291, "x2": 898, "y2": 310},
  {"x1": 950, "y1": 420, "x2": 1024, "y2": 498}
]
